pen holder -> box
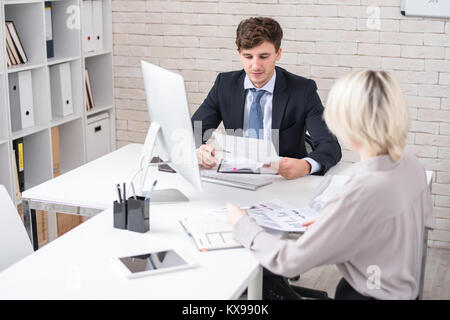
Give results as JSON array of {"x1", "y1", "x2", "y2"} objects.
[
  {"x1": 113, "y1": 196, "x2": 150, "y2": 233},
  {"x1": 113, "y1": 200, "x2": 127, "y2": 229},
  {"x1": 127, "y1": 196, "x2": 150, "y2": 233}
]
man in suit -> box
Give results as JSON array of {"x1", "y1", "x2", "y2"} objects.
[{"x1": 192, "y1": 17, "x2": 341, "y2": 179}]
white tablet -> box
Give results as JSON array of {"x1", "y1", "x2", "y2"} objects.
[{"x1": 114, "y1": 249, "x2": 196, "y2": 279}]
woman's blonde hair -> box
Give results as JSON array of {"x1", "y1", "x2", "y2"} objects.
[{"x1": 324, "y1": 70, "x2": 409, "y2": 161}]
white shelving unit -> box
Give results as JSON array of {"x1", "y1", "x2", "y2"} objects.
[{"x1": 0, "y1": 0, "x2": 115, "y2": 204}]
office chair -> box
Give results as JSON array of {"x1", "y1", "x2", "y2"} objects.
[{"x1": 0, "y1": 185, "x2": 33, "y2": 272}]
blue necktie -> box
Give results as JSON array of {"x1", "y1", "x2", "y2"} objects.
[{"x1": 248, "y1": 88, "x2": 265, "y2": 139}]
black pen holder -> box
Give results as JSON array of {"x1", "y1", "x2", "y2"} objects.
[
  {"x1": 113, "y1": 200, "x2": 126, "y2": 229},
  {"x1": 113, "y1": 196, "x2": 150, "y2": 233}
]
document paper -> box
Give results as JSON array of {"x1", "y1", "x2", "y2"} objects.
[
  {"x1": 212, "y1": 132, "x2": 279, "y2": 164},
  {"x1": 211, "y1": 199, "x2": 318, "y2": 233},
  {"x1": 246, "y1": 199, "x2": 317, "y2": 232}
]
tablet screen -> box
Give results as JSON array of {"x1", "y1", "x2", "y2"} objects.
[{"x1": 119, "y1": 250, "x2": 189, "y2": 274}]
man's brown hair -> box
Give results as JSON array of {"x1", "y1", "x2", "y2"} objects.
[{"x1": 235, "y1": 17, "x2": 283, "y2": 52}]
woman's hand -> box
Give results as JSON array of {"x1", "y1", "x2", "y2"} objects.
[{"x1": 227, "y1": 203, "x2": 248, "y2": 226}]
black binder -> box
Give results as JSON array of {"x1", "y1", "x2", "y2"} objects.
[
  {"x1": 13, "y1": 138, "x2": 25, "y2": 192},
  {"x1": 45, "y1": 2, "x2": 54, "y2": 58}
]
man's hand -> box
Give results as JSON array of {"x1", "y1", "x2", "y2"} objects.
[
  {"x1": 277, "y1": 157, "x2": 311, "y2": 180},
  {"x1": 227, "y1": 203, "x2": 248, "y2": 226},
  {"x1": 196, "y1": 144, "x2": 217, "y2": 168}
]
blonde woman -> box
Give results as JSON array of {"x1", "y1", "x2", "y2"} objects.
[{"x1": 227, "y1": 70, "x2": 434, "y2": 300}]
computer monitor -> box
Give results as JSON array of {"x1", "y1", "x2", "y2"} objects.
[{"x1": 136, "y1": 61, "x2": 202, "y2": 201}]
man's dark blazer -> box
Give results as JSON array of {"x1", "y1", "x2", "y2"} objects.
[{"x1": 191, "y1": 66, "x2": 341, "y2": 175}]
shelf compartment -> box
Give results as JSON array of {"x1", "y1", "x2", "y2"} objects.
[
  {"x1": 9, "y1": 66, "x2": 51, "y2": 134},
  {"x1": 15, "y1": 129, "x2": 53, "y2": 191},
  {"x1": 5, "y1": 1, "x2": 46, "y2": 68},
  {"x1": 49, "y1": 59, "x2": 83, "y2": 120},
  {"x1": 53, "y1": 117, "x2": 84, "y2": 174},
  {"x1": 82, "y1": 0, "x2": 112, "y2": 55},
  {"x1": 46, "y1": 0, "x2": 81, "y2": 61},
  {"x1": 84, "y1": 52, "x2": 113, "y2": 109}
]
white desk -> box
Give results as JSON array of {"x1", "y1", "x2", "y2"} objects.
[
  {"x1": 0, "y1": 206, "x2": 263, "y2": 299},
  {"x1": 6, "y1": 143, "x2": 353, "y2": 299}
]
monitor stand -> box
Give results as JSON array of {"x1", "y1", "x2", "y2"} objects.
[{"x1": 138, "y1": 122, "x2": 189, "y2": 203}]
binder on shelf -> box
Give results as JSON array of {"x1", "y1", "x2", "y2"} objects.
[
  {"x1": 5, "y1": 24, "x2": 20, "y2": 65},
  {"x1": 12, "y1": 149, "x2": 22, "y2": 202},
  {"x1": 50, "y1": 62, "x2": 73, "y2": 117},
  {"x1": 82, "y1": 0, "x2": 94, "y2": 53},
  {"x1": 45, "y1": 1, "x2": 54, "y2": 59},
  {"x1": 6, "y1": 46, "x2": 12, "y2": 67},
  {"x1": 51, "y1": 127, "x2": 61, "y2": 177},
  {"x1": 6, "y1": 21, "x2": 27, "y2": 64},
  {"x1": 92, "y1": 0, "x2": 104, "y2": 52},
  {"x1": 85, "y1": 68, "x2": 95, "y2": 110},
  {"x1": 12, "y1": 138, "x2": 25, "y2": 193},
  {"x1": 9, "y1": 70, "x2": 35, "y2": 131}
]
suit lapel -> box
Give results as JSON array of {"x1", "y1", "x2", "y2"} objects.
[
  {"x1": 272, "y1": 67, "x2": 288, "y2": 130},
  {"x1": 231, "y1": 71, "x2": 246, "y2": 131}
]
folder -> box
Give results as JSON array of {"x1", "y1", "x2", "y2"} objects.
[
  {"x1": 6, "y1": 45, "x2": 12, "y2": 67},
  {"x1": 85, "y1": 68, "x2": 95, "y2": 110},
  {"x1": 82, "y1": 0, "x2": 94, "y2": 53},
  {"x1": 9, "y1": 70, "x2": 35, "y2": 131},
  {"x1": 50, "y1": 63, "x2": 73, "y2": 117},
  {"x1": 12, "y1": 149, "x2": 22, "y2": 201},
  {"x1": 6, "y1": 21, "x2": 27, "y2": 64},
  {"x1": 92, "y1": 0, "x2": 104, "y2": 52},
  {"x1": 5, "y1": 24, "x2": 20, "y2": 65},
  {"x1": 51, "y1": 127, "x2": 61, "y2": 177},
  {"x1": 7, "y1": 42, "x2": 19, "y2": 65},
  {"x1": 12, "y1": 138, "x2": 25, "y2": 193},
  {"x1": 45, "y1": 1, "x2": 54, "y2": 58}
]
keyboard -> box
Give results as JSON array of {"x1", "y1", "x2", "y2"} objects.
[{"x1": 200, "y1": 170, "x2": 272, "y2": 191}]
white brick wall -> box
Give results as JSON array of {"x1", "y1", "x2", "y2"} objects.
[{"x1": 112, "y1": 0, "x2": 450, "y2": 249}]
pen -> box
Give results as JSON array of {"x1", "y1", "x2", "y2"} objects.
[
  {"x1": 123, "y1": 182, "x2": 126, "y2": 202},
  {"x1": 131, "y1": 182, "x2": 137, "y2": 200},
  {"x1": 239, "y1": 206, "x2": 255, "y2": 210},
  {"x1": 145, "y1": 180, "x2": 158, "y2": 200},
  {"x1": 116, "y1": 184, "x2": 122, "y2": 203}
]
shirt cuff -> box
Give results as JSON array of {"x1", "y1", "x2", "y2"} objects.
[{"x1": 303, "y1": 157, "x2": 321, "y2": 175}]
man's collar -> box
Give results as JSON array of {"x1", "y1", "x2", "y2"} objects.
[{"x1": 244, "y1": 71, "x2": 276, "y2": 93}]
